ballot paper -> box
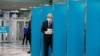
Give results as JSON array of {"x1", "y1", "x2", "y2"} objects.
[{"x1": 47, "y1": 28, "x2": 53, "y2": 34}]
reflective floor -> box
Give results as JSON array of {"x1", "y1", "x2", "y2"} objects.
[{"x1": 0, "y1": 41, "x2": 30, "y2": 56}]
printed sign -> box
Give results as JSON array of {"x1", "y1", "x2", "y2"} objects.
[{"x1": 0, "y1": 26, "x2": 9, "y2": 33}]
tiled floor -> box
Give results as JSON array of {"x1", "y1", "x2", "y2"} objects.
[{"x1": 0, "y1": 41, "x2": 30, "y2": 56}]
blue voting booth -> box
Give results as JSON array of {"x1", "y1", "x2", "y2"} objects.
[
  {"x1": 67, "y1": 1, "x2": 84, "y2": 56},
  {"x1": 86, "y1": 0, "x2": 100, "y2": 56},
  {"x1": 31, "y1": 0, "x2": 100, "y2": 56},
  {"x1": 32, "y1": 7, "x2": 41, "y2": 56},
  {"x1": 31, "y1": 2, "x2": 85, "y2": 56},
  {"x1": 41, "y1": 5, "x2": 52, "y2": 22},
  {"x1": 53, "y1": 3, "x2": 67, "y2": 56},
  {"x1": 41, "y1": 5, "x2": 52, "y2": 56},
  {"x1": 32, "y1": 5, "x2": 52, "y2": 56}
]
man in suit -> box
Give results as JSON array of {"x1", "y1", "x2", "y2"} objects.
[
  {"x1": 27, "y1": 20, "x2": 31, "y2": 53},
  {"x1": 41, "y1": 13, "x2": 53, "y2": 56}
]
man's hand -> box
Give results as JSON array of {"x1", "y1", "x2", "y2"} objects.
[{"x1": 45, "y1": 31, "x2": 49, "y2": 34}]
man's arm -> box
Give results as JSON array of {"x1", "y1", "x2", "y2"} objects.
[{"x1": 41, "y1": 22, "x2": 46, "y2": 33}]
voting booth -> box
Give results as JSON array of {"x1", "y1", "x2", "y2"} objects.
[
  {"x1": 41, "y1": 4, "x2": 52, "y2": 22},
  {"x1": 31, "y1": 0, "x2": 100, "y2": 56},
  {"x1": 32, "y1": 2, "x2": 84, "y2": 56},
  {"x1": 86, "y1": 0, "x2": 100, "y2": 56},
  {"x1": 53, "y1": 3, "x2": 67, "y2": 56},
  {"x1": 32, "y1": 7, "x2": 41, "y2": 56},
  {"x1": 32, "y1": 5, "x2": 53, "y2": 56},
  {"x1": 67, "y1": 1, "x2": 84, "y2": 56},
  {"x1": 41, "y1": 5, "x2": 53, "y2": 56}
]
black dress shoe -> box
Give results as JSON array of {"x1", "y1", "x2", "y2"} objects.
[{"x1": 27, "y1": 51, "x2": 30, "y2": 53}]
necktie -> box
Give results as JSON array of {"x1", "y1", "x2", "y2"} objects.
[{"x1": 48, "y1": 22, "x2": 51, "y2": 28}]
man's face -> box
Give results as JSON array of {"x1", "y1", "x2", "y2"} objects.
[
  {"x1": 25, "y1": 23, "x2": 28, "y2": 27},
  {"x1": 48, "y1": 16, "x2": 52, "y2": 19},
  {"x1": 47, "y1": 16, "x2": 53, "y2": 22}
]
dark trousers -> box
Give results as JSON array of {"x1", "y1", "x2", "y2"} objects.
[
  {"x1": 27, "y1": 33, "x2": 31, "y2": 45},
  {"x1": 27, "y1": 37, "x2": 31, "y2": 45},
  {"x1": 27, "y1": 34, "x2": 31, "y2": 52},
  {"x1": 44, "y1": 35, "x2": 52, "y2": 56},
  {"x1": 22, "y1": 34, "x2": 28, "y2": 45}
]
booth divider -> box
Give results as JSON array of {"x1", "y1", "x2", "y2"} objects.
[
  {"x1": 67, "y1": 1, "x2": 84, "y2": 56},
  {"x1": 86, "y1": 0, "x2": 100, "y2": 56},
  {"x1": 53, "y1": 3, "x2": 67, "y2": 56},
  {"x1": 32, "y1": 7, "x2": 41, "y2": 56}
]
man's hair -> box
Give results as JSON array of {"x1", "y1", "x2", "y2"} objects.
[
  {"x1": 47, "y1": 13, "x2": 53, "y2": 17},
  {"x1": 25, "y1": 22, "x2": 28, "y2": 24}
]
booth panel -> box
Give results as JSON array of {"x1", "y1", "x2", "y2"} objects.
[
  {"x1": 41, "y1": 5, "x2": 52, "y2": 22},
  {"x1": 53, "y1": 4, "x2": 67, "y2": 56},
  {"x1": 67, "y1": 2, "x2": 84, "y2": 56},
  {"x1": 32, "y1": 7, "x2": 41, "y2": 56},
  {"x1": 41, "y1": 5, "x2": 53, "y2": 56},
  {"x1": 86, "y1": 1, "x2": 100, "y2": 56}
]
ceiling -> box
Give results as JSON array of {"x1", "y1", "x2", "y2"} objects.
[{"x1": 0, "y1": 0, "x2": 51, "y2": 10}]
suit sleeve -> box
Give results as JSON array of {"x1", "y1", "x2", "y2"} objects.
[
  {"x1": 41, "y1": 22, "x2": 46, "y2": 33},
  {"x1": 28, "y1": 21, "x2": 31, "y2": 36}
]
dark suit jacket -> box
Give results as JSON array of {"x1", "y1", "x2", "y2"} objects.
[
  {"x1": 41, "y1": 21, "x2": 53, "y2": 36},
  {"x1": 27, "y1": 20, "x2": 31, "y2": 40}
]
